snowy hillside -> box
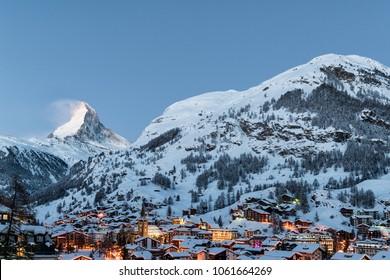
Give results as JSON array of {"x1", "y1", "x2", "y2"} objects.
[
  {"x1": 33, "y1": 54, "x2": 390, "y2": 234},
  {"x1": 0, "y1": 135, "x2": 68, "y2": 191}
]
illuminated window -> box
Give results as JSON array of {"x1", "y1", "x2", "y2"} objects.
[{"x1": 16, "y1": 247, "x2": 25, "y2": 257}]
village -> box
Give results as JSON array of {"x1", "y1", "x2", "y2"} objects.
[{"x1": 1, "y1": 192, "x2": 390, "y2": 261}]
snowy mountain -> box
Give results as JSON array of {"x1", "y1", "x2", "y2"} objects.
[
  {"x1": 26, "y1": 54, "x2": 390, "y2": 230},
  {"x1": 0, "y1": 102, "x2": 130, "y2": 195},
  {"x1": 50, "y1": 101, "x2": 130, "y2": 149},
  {"x1": 42, "y1": 101, "x2": 131, "y2": 164}
]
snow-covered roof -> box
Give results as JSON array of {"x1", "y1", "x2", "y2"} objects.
[
  {"x1": 261, "y1": 238, "x2": 282, "y2": 247},
  {"x1": 0, "y1": 204, "x2": 11, "y2": 213},
  {"x1": 125, "y1": 244, "x2": 142, "y2": 250},
  {"x1": 291, "y1": 243, "x2": 323, "y2": 254},
  {"x1": 264, "y1": 250, "x2": 300, "y2": 259},
  {"x1": 165, "y1": 252, "x2": 191, "y2": 259},
  {"x1": 371, "y1": 251, "x2": 390, "y2": 260},
  {"x1": 181, "y1": 238, "x2": 210, "y2": 249},
  {"x1": 59, "y1": 250, "x2": 105, "y2": 260},
  {"x1": 331, "y1": 252, "x2": 370, "y2": 260},
  {"x1": 131, "y1": 250, "x2": 152, "y2": 260},
  {"x1": 135, "y1": 236, "x2": 160, "y2": 243},
  {"x1": 20, "y1": 225, "x2": 47, "y2": 235},
  {"x1": 208, "y1": 247, "x2": 227, "y2": 255}
]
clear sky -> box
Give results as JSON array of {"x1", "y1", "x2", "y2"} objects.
[{"x1": 1, "y1": 0, "x2": 389, "y2": 142}]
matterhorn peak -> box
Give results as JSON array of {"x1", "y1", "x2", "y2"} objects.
[
  {"x1": 51, "y1": 102, "x2": 96, "y2": 138},
  {"x1": 49, "y1": 101, "x2": 130, "y2": 150}
]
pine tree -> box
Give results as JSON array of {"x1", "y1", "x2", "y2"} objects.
[
  {"x1": 217, "y1": 215, "x2": 223, "y2": 228},
  {"x1": 314, "y1": 211, "x2": 320, "y2": 222},
  {"x1": 3, "y1": 176, "x2": 33, "y2": 259}
]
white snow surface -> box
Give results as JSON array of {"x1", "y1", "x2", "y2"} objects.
[
  {"x1": 53, "y1": 102, "x2": 91, "y2": 138},
  {"x1": 138, "y1": 54, "x2": 390, "y2": 143}
]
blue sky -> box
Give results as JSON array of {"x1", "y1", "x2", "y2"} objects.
[{"x1": 1, "y1": 0, "x2": 389, "y2": 141}]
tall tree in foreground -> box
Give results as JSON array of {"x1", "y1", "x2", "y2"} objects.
[{"x1": 2, "y1": 175, "x2": 33, "y2": 259}]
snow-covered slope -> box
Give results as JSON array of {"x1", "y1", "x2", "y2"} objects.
[
  {"x1": 140, "y1": 54, "x2": 390, "y2": 141},
  {"x1": 0, "y1": 135, "x2": 68, "y2": 190}
]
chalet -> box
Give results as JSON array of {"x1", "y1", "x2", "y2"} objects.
[
  {"x1": 230, "y1": 209, "x2": 244, "y2": 220},
  {"x1": 20, "y1": 225, "x2": 55, "y2": 256},
  {"x1": 159, "y1": 244, "x2": 178, "y2": 255},
  {"x1": 280, "y1": 193, "x2": 295, "y2": 204},
  {"x1": 368, "y1": 227, "x2": 382, "y2": 239},
  {"x1": 146, "y1": 224, "x2": 164, "y2": 240},
  {"x1": 351, "y1": 215, "x2": 373, "y2": 227},
  {"x1": 0, "y1": 223, "x2": 20, "y2": 258},
  {"x1": 172, "y1": 217, "x2": 185, "y2": 225},
  {"x1": 291, "y1": 243, "x2": 325, "y2": 260},
  {"x1": 123, "y1": 244, "x2": 144, "y2": 259},
  {"x1": 257, "y1": 198, "x2": 277, "y2": 207},
  {"x1": 173, "y1": 227, "x2": 193, "y2": 237},
  {"x1": 384, "y1": 210, "x2": 390, "y2": 220},
  {"x1": 134, "y1": 236, "x2": 161, "y2": 251},
  {"x1": 235, "y1": 238, "x2": 251, "y2": 245},
  {"x1": 294, "y1": 219, "x2": 312, "y2": 228},
  {"x1": 155, "y1": 219, "x2": 172, "y2": 227},
  {"x1": 163, "y1": 251, "x2": 191, "y2": 260},
  {"x1": 282, "y1": 220, "x2": 296, "y2": 232},
  {"x1": 182, "y1": 210, "x2": 190, "y2": 217},
  {"x1": 353, "y1": 240, "x2": 388, "y2": 257},
  {"x1": 180, "y1": 238, "x2": 211, "y2": 252},
  {"x1": 232, "y1": 244, "x2": 263, "y2": 257},
  {"x1": 243, "y1": 229, "x2": 261, "y2": 238},
  {"x1": 182, "y1": 208, "x2": 197, "y2": 217},
  {"x1": 262, "y1": 250, "x2": 302, "y2": 260},
  {"x1": 129, "y1": 250, "x2": 153, "y2": 260},
  {"x1": 357, "y1": 224, "x2": 370, "y2": 240},
  {"x1": 207, "y1": 247, "x2": 237, "y2": 260},
  {"x1": 340, "y1": 207, "x2": 354, "y2": 218},
  {"x1": 278, "y1": 204, "x2": 297, "y2": 217},
  {"x1": 188, "y1": 248, "x2": 207, "y2": 260},
  {"x1": 209, "y1": 228, "x2": 239, "y2": 242},
  {"x1": 59, "y1": 250, "x2": 105, "y2": 260},
  {"x1": 52, "y1": 229, "x2": 89, "y2": 251},
  {"x1": 330, "y1": 252, "x2": 370, "y2": 260},
  {"x1": 249, "y1": 234, "x2": 268, "y2": 248},
  {"x1": 0, "y1": 223, "x2": 19, "y2": 244},
  {"x1": 260, "y1": 237, "x2": 282, "y2": 251},
  {"x1": 196, "y1": 230, "x2": 213, "y2": 240},
  {"x1": 171, "y1": 235, "x2": 198, "y2": 251},
  {"x1": 244, "y1": 208, "x2": 270, "y2": 223},
  {"x1": 358, "y1": 209, "x2": 380, "y2": 220},
  {"x1": 71, "y1": 255, "x2": 93, "y2": 260},
  {"x1": 0, "y1": 205, "x2": 11, "y2": 223},
  {"x1": 221, "y1": 240, "x2": 236, "y2": 250},
  {"x1": 316, "y1": 234, "x2": 334, "y2": 255},
  {"x1": 336, "y1": 229, "x2": 354, "y2": 242}
]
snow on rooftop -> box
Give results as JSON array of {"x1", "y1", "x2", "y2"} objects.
[{"x1": 331, "y1": 252, "x2": 369, "y2": 260}]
